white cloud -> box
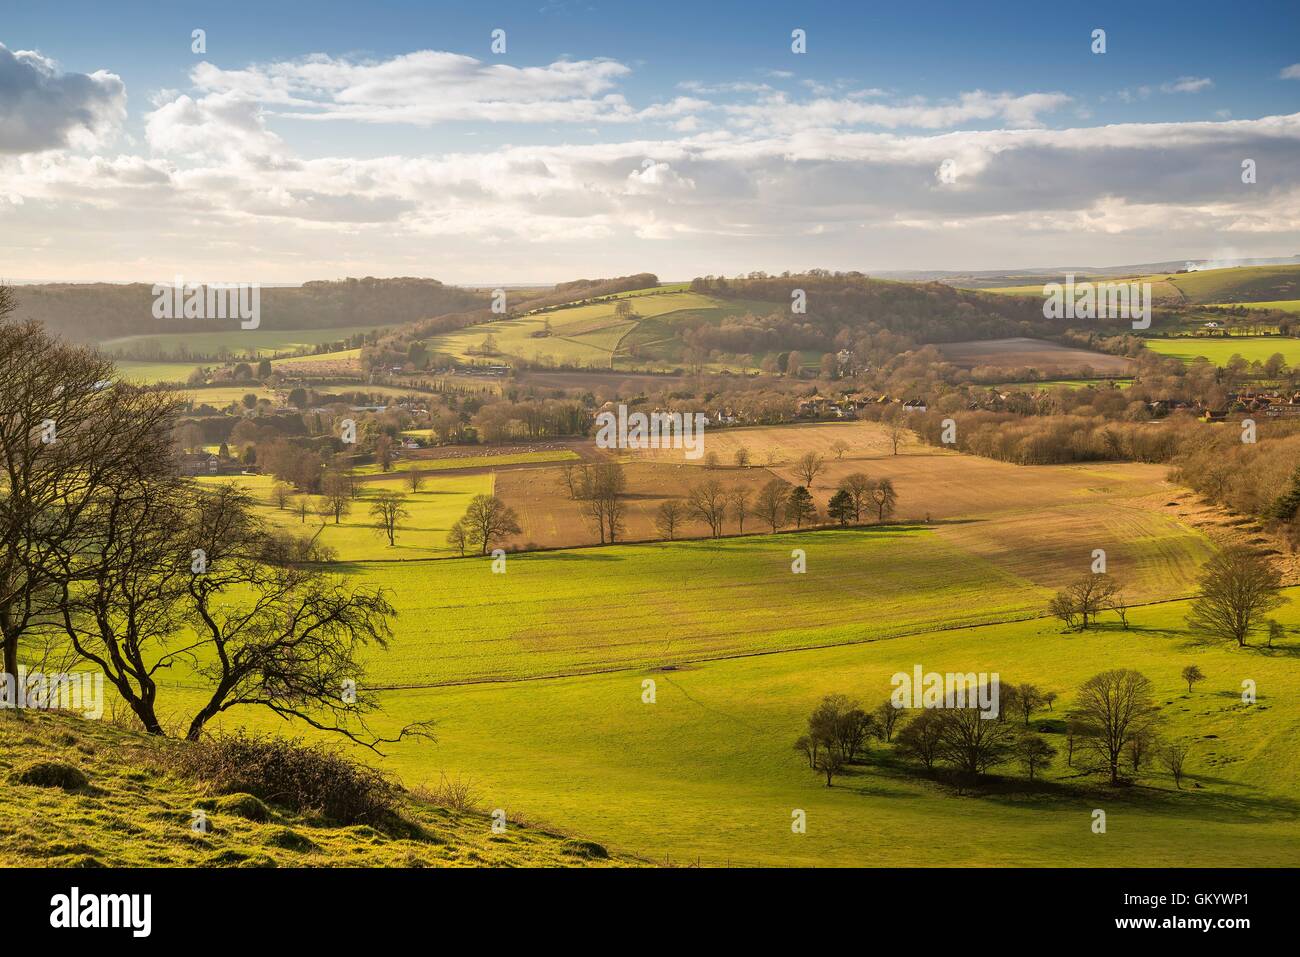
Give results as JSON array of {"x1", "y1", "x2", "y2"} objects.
[
  {"x1": 1281, "y1": 64, "x2": 1300, "y2": 80},
  {"x1": 0, "y1": 43, "x2": 125, "y2": 153},
  {"x1": 1161, "y1": 76, "x2": 1214, "y2": 94}
]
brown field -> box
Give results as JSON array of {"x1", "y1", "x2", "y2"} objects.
[
  {"x1": 935, "y1": 337, "x2": 1134, "y2": 374},
  {"x1": 602, "y1": 420, "x2": 1215, "y2": 602}
]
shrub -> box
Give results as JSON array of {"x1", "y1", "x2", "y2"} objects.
[
  {"x1": 173, "y1": 732, "x2": 400, "y2": 826},
  {"x1": 9, "y1": 761, "x2": 89, "y2": 791}
]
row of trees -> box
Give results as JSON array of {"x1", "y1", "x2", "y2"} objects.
[
  {"x1": 799, "y1": 669, "x2": 1194, "y2": 790},
  {"x1": 1050, "y1": 546, "x2": 1286, "y2": 649}
]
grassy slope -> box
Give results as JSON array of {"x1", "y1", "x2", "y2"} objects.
[
  {"x1": 981, "y1": 265, "x2": 1300, "y2": 305},
  {"x1": 99, "y1": 325, "x2": 389, "y2": 357},
  {"x1": 197, "y1": 472, "x2": 493, "y2": 561},
  {"x1": 0, "y1": 711, "x2": 630, "y2": 867},
  {"x1": 1143, "y1": 337, "x2": 1300, "y2": 365},
  {"x1": 424, "y1": 288, "x2": 782, "y2": 369}
]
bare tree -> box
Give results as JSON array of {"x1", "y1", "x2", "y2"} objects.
[
  {"x1": 869, "y1": 478, "x2": 898, "y2": 522},
  {"x1": 733, "y1": 447, "x2": 751, "y2": 468},
  {"x1": 837, "y1": 472, "x2": 872, "y2": 521},
  {"x1": 320, "y1": 471, "x2": 352, "y2": 524},
  {"x1": 1181, "y1": 664, "x2": 1205, "y2": 694},
  {"x1": 461, "y1": 494, "x2": 522, "y2": 555},
  {"x1": 895, "y1": 709, "x2": 943, "y2": 770},
  {"x1": 577, "y1": 462, "x2": 626, "y2": 544},
  {"x1": 795, "y1": 451, "x2": 825, "y2": 487},
  {"x1": 446, "y1": 520, "x2": 469, "y2": 556},
  {"x1": 755, "y1": 478, "x2": 791, "y2": 532},
  {"x1": 1160, "y1": 740, "x2": 1191, "y2": 789},
  {"x1": 1014, "y1": 733, "x2": 1057, "y2": 781},
  {"x1": 654, "y1": 500, "x2": 687, "y2": 540},
  {"x1": 1186, "y1": 546, "x2": 1284, "y2": 647},
  {"x1": 58, "y1": 482, "x2": 422, "y2": 748},
  {"x1": 830, "y1": 439, "x2": 850, "y2": 460},
  {"x1": 369, "y1": 491, "x2": 410, "y2": 546},
  {"x1": 0, "y1": 315, "x2": 178, "y2": 703},
  {"x1": 728, "y1": 486, "x2": 752, "y2": 534},
  {"x1": 874, "y1": 700, "x2": 904, "y2": 741},
  {"x1": 1071, "y1": 669, "x2": 1159, "y2": 784},
  {"x1": 1050, "y1": 573, "x2": 1122, "y2": 630},
  {"x1": 687, "y1": 478, "x2": 728, "y2": 537},
  {"x1": 272, "y1": 482, "x2": 294, "y2": 510},
  {"x1": 407, "y1": 470, "x2": 424, "y2": 493}
]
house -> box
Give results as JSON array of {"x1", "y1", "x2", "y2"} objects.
[
  {"x1": 1203, "y1": 321, "x2": 1220, "y2": 329},
  {"x1": 902, "y1": 398, "x2": 928, "y2": 413}
]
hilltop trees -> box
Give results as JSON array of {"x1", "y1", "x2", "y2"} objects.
[
  {"x1": 0, "y1": 308, "x2": 178, "y2": 699},
  {"x1": 1186, "y1": 546, "x2": 1283, "y2": 647}
]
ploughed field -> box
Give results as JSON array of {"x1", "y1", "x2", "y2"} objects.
[{"x1": 934, "y1": 337, "x2": 1134, "y2": 374}]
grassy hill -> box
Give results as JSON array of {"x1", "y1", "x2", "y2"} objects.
[
  {"x1": 0, "y1": 710, "x2": 631, "y2": 867},
  {"x1": 980, "y1": 264, "x2": 1300, "y2": 305}
]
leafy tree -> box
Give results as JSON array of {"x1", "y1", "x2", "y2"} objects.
[
  {"x1": 785, "y1": 485, "x2": 817, "y2": 528},
  {"x1": 827, "y1": 489, "x2": 855, "y2": 525},
  {"x1": 1181, "y1": 664, "x2": 1205, "y2": 694}
]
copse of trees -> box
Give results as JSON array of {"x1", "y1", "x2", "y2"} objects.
[{"x1": 1049, "y1": 573, "x2": 1127, "y2": 630}]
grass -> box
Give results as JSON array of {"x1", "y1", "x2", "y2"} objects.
[
  {"x1": 196, "y1": 472, "x2": 493, "y2": 561},
  {"x1": 352, "y1": 449, "x2": 579, "y2": 475},
  {"x1": 1209, "y1": 300, "x2": 1300, "y2": 313},
  {"x1": 99, "y1": 325, "x2": 388, "y2": 359},
  {"x1": 1002, "y1": 379, "x2": 1133, "y2": 390},
  {"x1": 1142, "y1": 336, "x2": 1300, "y2": 366},
  {"x1": 0, "y1": 710, "x2": 629, "y2": 867},
  {"x1": 982, "y1": 265, "x2": 1300, "y2": 305},
  {"x1": 424, "y1": 290, "x2": 780, "y2": 369}
]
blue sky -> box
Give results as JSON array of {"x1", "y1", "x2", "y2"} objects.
[{"x1": 1, "y1": 0, "x2": 1297, "y2": 281}]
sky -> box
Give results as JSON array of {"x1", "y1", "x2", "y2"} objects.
[{"x1": 0, "y1": 0, "x2": 1297, "y2": 284}]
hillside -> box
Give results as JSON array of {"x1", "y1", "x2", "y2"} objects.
[
  {"x1": 978, "y1": 264, "x2": 1300, "y2": 306},
  {"x1": 10, "y1": 278, "x2": 489, "y2": 347},
  {"x1": 0, "y1": 711, "x2": 631, "y2": 867},
  {"x1": 421, "y1": 273, "x2": 1064, "y2": 373}
]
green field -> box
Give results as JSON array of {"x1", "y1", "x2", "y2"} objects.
[
  {"x1": 353, "y1": 449, "x2": 579, "y2": 475},
  {"x1": 982, "y1": 265, "x2": 1300, "y2": 306},
  {"x1": 1143, "y1": 336, "x2": 1300, "y2": 366},
  {"x1": 425, "y1": 289, "x2": 782, "y2": 370},
  {"x1": 1003, "y1": 379, "x2": 1133, "y2": 391},
  {"x1": 1209, "y1": 299, "x2": 1300, "y2": 313},
  {"x1": 101, "y1": 324, "x2": 389, "y2": 358},
  {"x1": 197, "y1": 472, "x2": 492, "y2": 561}
]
